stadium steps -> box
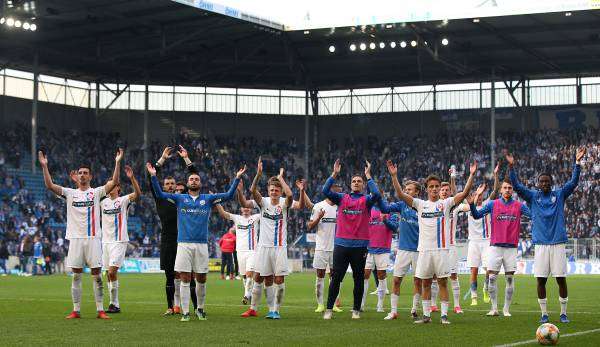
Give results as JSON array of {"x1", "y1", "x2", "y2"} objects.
[{"x1": 4, "y1": 153, "x2": 47, "y2": 202}]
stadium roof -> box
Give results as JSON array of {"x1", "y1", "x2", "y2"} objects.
[{"x1": 1, "y1": 1, "x2": 600, "y2": 90}]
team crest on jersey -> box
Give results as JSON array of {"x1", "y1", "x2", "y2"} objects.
[
  {"x1": 199, "y1": 200, "x2": 206, "y2": 206},
  {"x1": 275, "y1": 205, "x2": 282, "y2": 214},
  {"x1": 114, "y1": 200, "x2": 121, "y2": 209},
  {"x1": 86, "y1": 192, "x2": 94, "y2": 200},
  {"x1": 436, "y1": 203, "x2": 444, "y2": 211},
  {"x1": 551, "y1": 196, "x2": 556, "y2": 203}
]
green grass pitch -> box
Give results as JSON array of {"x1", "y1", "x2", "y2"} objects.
[{"x1": 1, "y1": 273, "x2": 599, "y2": 346}]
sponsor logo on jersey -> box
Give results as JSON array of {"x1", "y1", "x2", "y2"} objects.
[
  {"x1": 496, "y1": 214, "x2": 518, "y2": 221},
  {"x1": 73, "y1": 201, "x2": 94, "y2": 207},
  {"x1": 342, "y1": 208, "x2": 362, "y2": 215},
  {"x1": 180, "y1": 208, "x2": 208, "y2": 214},
  {"x1": 321, "y1": 217, "x2": 337, "y2": 223},
  {"x1": 421, "y1": 211, "x2": 444, "y2": 218},
  {"x1": 103, "y1": 208, "x2": 121, "y2": 215},
  {"x1": 262, "y1": 212, "x2": 283, "y2": 220},
  {"x1": 237, "y1": 224, "x2": 251, "y2": 230}
]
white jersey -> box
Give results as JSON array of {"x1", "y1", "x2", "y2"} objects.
[
  {"x1": 230, "y1": 213, "x2": 260, "y2": 251},
  {"x1": 468, "y1": 199, "x2": 491, "y2": 240},
  {"x1": 101, "y1": 195, "x2": 131, "y2": 243},
  {"x1": 311, "y1": 200, "x2": 338, "y2": 252},
  {"x1": 62, "y1": 186, "x2": 106, "y2": 240},
  {"x1": 412, "y1": 197, "x2": 456, "y2": 251},
  {"x1": 258, "y1": 197, "x2": 289, "y2": 248},
  {"x1": 448, "y1": 203, "x2": 470, "y2": 246}
]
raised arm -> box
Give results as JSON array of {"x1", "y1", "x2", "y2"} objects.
[
  {"x1": 208, "y1": 166, "x2": 245, "y2": 205},
  {"x1": 506, "y1": 154, "x2": 534, "y2": 202},
  {"x1": 296, "y1": 179, "x2": 314, "y2": 210},
  {"x1": 104, "y1": 149, "x2": 124, "y2": 195},
  {"x1": 177, "y1": 145, "x2": 199, "y2": 174},
  {"x1": 214, "y1": 204, "x2": 232, "y2": 221},
  {"x1": 386, "y1": 160, "x2": 413, "y2": 207},
  {"x1": 125, "y1": 165, "x2": 142, "y2": 202},
  {"x1": 147, "y1": 163, "x2": 177, "y2": 201},
  {"x1": 562, "y1": 147, "x2": 585, "y2": 198},
  {"x1": 489, "y1": 163, "x2": 501, "y2": 200},
  {"x1": 453, "y1": 160, "x2": 477, "y2": 205},
  {"x1": 291, "y1": 178, "x2": 305, "y2": 210},
  {"x1": 277, "y1": 168, "x2": 294, "y2": 208},
  {"x1": 364, "y1": 160, "x2": 382, "y2": 207},
  {"x1": 236, "y1": 180, "x2": 255, "y2": 209},
  {"x1": 449, "y1": 167, "x2": 457, "y2": 195},
  {"x1": 322, "y1": 159, "x2": 344, "y2": 205},
  {"x1": 38, "y1": 151, "x2": 63, "y2": 196},
  {"x1": 250, "y1": 157, "x2": 263, "y2": 207},
  {"x1": 307, "y1": 208, "x2": 325, "y2": 231},
  {"x1": 520, "y1": 203, "x2": 532, "y2": 218}
]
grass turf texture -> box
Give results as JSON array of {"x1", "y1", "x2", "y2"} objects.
[{"x1": 1, "y1": 273, "x2": 599, "y2": 346}]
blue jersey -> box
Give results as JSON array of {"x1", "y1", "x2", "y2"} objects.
[
  {"x1": 509, "y1": 164, "x2": 580, "y2": 245},
  {"x1": 378, "y1": 200, "x2": 419, "y2": 252},
  {"x1": 33, "y1": 241, "x2": 43, "y2": 258},
  {"x1": 151, "y1": 176, "x2": 240, "y2": 243}
]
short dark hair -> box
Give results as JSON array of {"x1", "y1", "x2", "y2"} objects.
[
  {"x1": 538, "y1": 172, "x2": 553, "y2": 183},
  {"x1": 440, "y1": 181, "x2": 450, "y2": 188},
  {"x1": 77, "y1": 164, "x2": 92, "y2": 172},
  {"x1": 351, "y1": 173, "x2": 364, "y2": 181},
  {"x1": 425, "y1": 175, "x2": 442, "y2": 186},
  {"x1": 176, "y1": 181, "x2": 186, "y2": 187}
]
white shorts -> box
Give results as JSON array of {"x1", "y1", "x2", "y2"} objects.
[
  {"x1": 313, "y1": 250, "x2": 333, "y2": 270},
  {"x1": 415, "y1": 249, "x2": 450, "y2": 279},
  {"x1": 237, "y1": 250, "x2": 256, "y2": 274},
  {"x1": 393, "y1": 250, "x2": 419, "y2": 277},
  {"x1": 467, "y1": 239, "x2": 490, "y2": 268},
  {"x1": 448, "y1": 247, "x2": 458, "y2": 274},
  {"x1": 256, "y1": 247, "x2": 289, "y2": 276},
  {"x1": 102, "y1": 242, "x2": 128, "y2": 269},
  {"x1": 487, "y1": 246, "x2": 517, "y2": 273},
  {"x1": 174, "y1": 243, "x2": 209, "y2": 273},
  {"x1": 66, "y1": 238, "x2": 102, "y2": 269},
  {"x1": 365, "y1": 253, "x2": 391, "y2": 271},
  {"x1": 534, "y1": 244, "x2": 567, "y2": 278}
]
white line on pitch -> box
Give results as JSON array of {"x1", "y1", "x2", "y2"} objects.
[{"x1": 494, "y1": 328, "x2": 600, "y2": 347}]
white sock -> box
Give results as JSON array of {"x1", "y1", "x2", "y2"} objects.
[
  {"x1": 174, "y1": 279, "x2": 181, "y2": 307},
  {"x1": 488, "y1": 274, "x2": 498, "y2": 311},
  {"x1": 316, "y1": 277, "x2": 325, "y2": 306},
  {"x1": 71, "y1": 273, "x2": 82, "y2": 312},
  {"x1": 538, "y1": 298, "x2": 548, "y2": 315},
  {"x1": 422, "y1": 299, "x2": 431, "y2": 317},
  {"x1": 196, "y1": 282, "x2": 206, "y2": 310},
  {"x1": 441, "y1": 301, "x2": 449, "y2": 316},
  {"x1": 110, "y1": 280, "x2": 119, "y2": 307},
  {"x1": 250, "y1": 282, "x2": 263, "y2": 311},
  {"x1": 361, "y1": 279, "x2": 369, "y2": 310},
  {"x1": 470, "y1": 280, "x2": 478, "y2": 299},
  {"x1": 265, "y1": 285, "x2": 275, "y2": 312},
  {"x1": 391, "y1": 293, "x2": 399, "y2": 314},
  {"x1": 411, "y1": 293, "x2": 421, "y2": 313},
  {"x1": 559, "y1": 297, "x2": 568, "y2": 316},
  {"x1": 377, "y1": 279, "x2": 386, "y2": 310},
  {"x1": 180, "y1": 281, "x2": 190, "y2": 315},
  {"x1": 92, "y1": 274, "x2": 104, "y2": 312},
  {"x1": 275, "y1": 283, "x2": 285, "y2": 312},
  {"x1": 504, "y1": 275, "x2": 514, "y2": 312},
  {"x1": 244, "y1": 277, "x2": 253, "y2": 298},
  {"x1": 431, "y1": 280, "x2": 439, "y2": 306},
  {"x1": 451, "y1": 279, "x2": 460, "y2": 308}
]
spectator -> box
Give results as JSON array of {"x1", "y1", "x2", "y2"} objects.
[
  {"x1": 0, "y1": 240, "x2": 9, "y2": 275},
  {"x1": 19, "y1": 235, "x2": 33, "y2": 275},
  {"x1": 218, "y1": 227, "x2": 236, "y2": 280},
  {"x1": 32, "y1": 235, "x2": 43, "y2": 275}
]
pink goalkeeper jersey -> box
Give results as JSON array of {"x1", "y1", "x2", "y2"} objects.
[
  {"x1": 335, "y1": 194, "x2": 370, "y2": 241},
  {"x1": 490, "y1": 199, "x2": 523, "y2": 247},
  {"x1": 368, "y1": 208, "x2": 392, "y2": 249}
]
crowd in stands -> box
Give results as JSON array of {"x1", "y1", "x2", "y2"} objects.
[{"x1": 0, "y1": 122, "x2": 598, "y2": 273}]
